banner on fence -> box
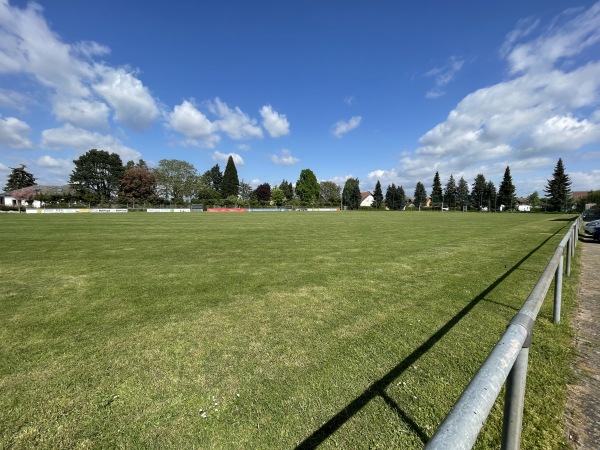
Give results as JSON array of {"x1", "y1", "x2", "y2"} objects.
[
  {"x1": 207, "y1": 208, "x2": 247, "y2": 213},
  {"x1": 146, "y1": 208, "x2": 191, "y2": 213}
]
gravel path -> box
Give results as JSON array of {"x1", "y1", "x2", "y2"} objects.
[{"x1": 565, "y1": 234, "x2": 600, "y2": 449}]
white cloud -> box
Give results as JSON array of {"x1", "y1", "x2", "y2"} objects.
[
  {"x1": 93, "y1": 66, "x2": 160, "y2": 131},
  {"x1": 209, "y1": 98, "x2": 263, "y2": 140},
  {"x1": 0, "y1": 1, "x2": 159, "y2": 131},
  {"x1": 41, "y1": 124, "x2": 141, "y2": 161},
  {"x1": 504, "y1": 3, "x2": 600, "y2": 75},
  {"x1": 35, "y1": 155, "x2": 72, "y2": 176},
  {"x1": 212, "y1": 151, "x2": 245, "y2": 166},
  {"x1": 167, "y1": 100, "x2": 219, "y2": 147},
  {"x1": 0, "y1": 116, "x2": 33, "y2": 149},
  {"x1": 52, "y1": 97, "x2": 110, "y2": 129},
  {"x1": 344, "y1": 96, "x2": 356, "y2": 106},
  {"x1": 271, "y1": 148, "x2": 299, "y2": 165},
  {"x1": 332, "y1": 116, "x2": 362, "y2": 138},
  {"x1": 260, "y1": 105, "x2": 290, "y2": 138},
  {"x1": 0, "y1": 88, "x2": 29, "y2": 111},
  {"x1": 425, "y1": 56, "x2": 464, "y2": 99}
]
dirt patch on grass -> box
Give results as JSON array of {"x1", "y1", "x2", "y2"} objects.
[{"x1": 565, "y1": 237, "x2": 600, "y2": 448}]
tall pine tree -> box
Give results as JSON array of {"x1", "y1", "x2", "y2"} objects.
[
  {"x1": 498, "y1": 166, "x2": 516, "y2": 211},
  {"x1": 470, "y1": 174, "x2": 487, "y2": 209},
  {"x1": 414, "y1": 181, "x2": 427, "y2": 209},
  {"x1": 221, "y1": 156, "x2": 239, "y2": 198},
  {"x1": 444, "y1": 175, "x2": 457, "y2": 208},
  {"x1": 372, "y1": 180, "x2": 383, "y2": 208},
  {"x1": 431, "y1": 171, "x2": 443, "y2": 203},
  {"x1": 544, "y1": 158, "x2": 572, "y2": 212}
]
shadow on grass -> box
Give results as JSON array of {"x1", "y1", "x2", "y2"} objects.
[{"x1": 295, "y1": 227, "x2": 565, "y2": 449}]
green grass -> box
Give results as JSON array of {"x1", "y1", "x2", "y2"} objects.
[{"x1": 0, "y1": 212, "x2": 578, "y2": 449}]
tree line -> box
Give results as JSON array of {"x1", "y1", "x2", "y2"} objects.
[{"x1": 2, "y1": 151, "x2": 584, "y2": 212}]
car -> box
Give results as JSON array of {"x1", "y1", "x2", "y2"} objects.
[
  {"x1": 584, "y1": 219, "x2": 600, "y2": 235},
  {"x1": 594, "y1": 226, "x2": 600, "y2": 243}
]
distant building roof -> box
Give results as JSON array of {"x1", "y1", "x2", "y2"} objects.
[{"x1": 361, "y1": 191, "x2": 372, "y2": 201}]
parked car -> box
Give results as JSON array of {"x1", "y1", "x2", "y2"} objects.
[
  {"x1": 584, "y1": 219, "x2": 600, "y2": 235},
  {"x1": 594, "y1": 226, "x2": 600, "y2": 243}
]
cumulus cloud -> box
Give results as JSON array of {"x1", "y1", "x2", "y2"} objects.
[
  {"x1": 0, "y1": 1, "x2": 160, "y2": 131},
  {"x1": 209, "y1": 98, "x2": 263, "y2": 140},
  {"x1": 260, "y1": 105, "x2": 290, "y2": 137},
  {"x1": 397, "y1": 4, "x2": 600, "y2": 193},
  {"x1": 167, "y1": 100, "x2": 219, "y2": 147},
  {"x1": 93, "y1": 66, "x2": 160, "y2": 131},
  {"x1": 212, "y1": 151, "x2": 244, "y2": 166},
  {"x1": 41, "y1": 124, "x2": 141, "y2": 161},
  {"x1": 0, "y1": 116, "x2": 33, "y2": 149},
  {"x1": 332, "y1": 116, "x2": 362, "y2": 138},
  {"x1": 52, "y1": 97, "x2": 110, "y2": 129},
  {"x1": 271, "y1": 148, "x2": 299, "y2": 165}
]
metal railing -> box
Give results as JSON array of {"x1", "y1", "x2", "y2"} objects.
[{"x1": 426, "y1": 216, "x2": 581, "y2": 450}]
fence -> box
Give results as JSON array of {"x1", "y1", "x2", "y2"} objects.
[{"x1": 425, "y1": 216, "x2": 581, "y2": 450}]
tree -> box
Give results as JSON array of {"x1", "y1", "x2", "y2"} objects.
[
  {"x1": 372, "y1": 180, "x2": 383, "y2": 208},
  {"x1": 253, "y1": 183, "x2": 271, "y2": 202},
  {"x1": 70, "y1": 149, "x2": 124, "y2": 202},
  {"x1": 431, "y1": 171, "x2": 443, "y2": 203},
  {"x1": 119, "y1": 167, "x2": 157, "y2": 205},
  {"x1": 203, "y1": 164, "x2": 223, "y2": 194},
  {"x1": 444, "y1": 175, "x2": 457, "y2": 208},
  {"x1": 498, "y1": 166, "x2": 516, "y2": 211},
  {"x1": 221, "y1": 156, "x2": 239, "y2": 198},
  {"x1": 414, "y1": 181, "x2": 427, "y2": 209},
  {"x1": 12, "y1": 186, "x2": 36, "y2": 210},
  {"x1": 342, "y1": 178, "x2": 361, "y2": 209},
  {"x1": 319, "y1": 181, "x2": 341, "y2": 204},
  {"x1": 385, "y1": 184, "x2": 405, "y2": 210},
  {"x1": 295, "y1": 169, "x2": 320, "y2": 203},
  {"x1": 544, "y1": 158, "x2": 572, "y2": 212},
  {"x1": 470, "y1": 174, "x2": 487, "y2": 209},
  {"x1": 457, "y1": 176, "x2": 469, "y2": 209},
  {"x1": 4, "y1": 164, "x2": 36, "y2": 192},
  {"x1": 271, "y1": 187, "x2": 286, "y2": 206},
  {"x1": 153, "y1": 159, "x2": 198, "y2": 201},
  {"x1": 238, "y1": 179, "x2": 253, "y2": 201},
  {"x1": 528, "y1": 191, "x2": 540, "y2": 207},
  {"x1": 484, "y1": 181, "x2": 497, "y2": 210},
  {"x1": 279, "y1": 180, "x2": 294, "y2": 200}
]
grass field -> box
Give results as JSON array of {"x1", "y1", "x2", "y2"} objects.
[{"x1": 0, "y1": 211, "x2": 579, "y2": 449}]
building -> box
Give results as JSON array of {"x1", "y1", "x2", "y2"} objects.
[{"x1": 360, "y1": 192, "x2": 374, "y2": 207}]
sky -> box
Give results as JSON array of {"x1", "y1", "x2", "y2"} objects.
[{"x1": 1, "y1": 0, "x2": 600, "y2": 197}]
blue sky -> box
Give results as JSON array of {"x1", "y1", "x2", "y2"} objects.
[{"x1": 1, "y1": 0, "x2": 599, "y2": 196}]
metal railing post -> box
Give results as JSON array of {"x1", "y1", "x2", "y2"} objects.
[
  {"x1": 553, "y1": 254, "x2": 563, "y2": 324},
  {"x1": 501, "y1": 313, "x2": 533, "y2": 450},
  {"x1": 565, "y1": 237, "x2": 571, "y2": 277},
  {"x1": 501, "y1": 347, "x2": 530, "y2": 450}
]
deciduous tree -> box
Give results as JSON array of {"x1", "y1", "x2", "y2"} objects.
[
  {"x1": 153, "y1": 159, "x2": 197, "y2": 201},
  {"x1": 271, "y1": 187, "x2": 285, "y2": 206},
  {"x1": 120, "y1": 167, "x2": 157, "y2": 204},
  {"x1": 319, "y1": 181, "x2": 341, "y2": 204},
  {"x1": 70, "y1": 149, "x2": 124, "y2": 202},
  {"x1": 203, "y1": 164, "x2": 223, "y2": 194},
  {"x1": 253, "y1": 183, "x2": 271, "y2": 202},
  {"x1": 544, "y1": 158, "x2": 572, "y2": 212},
  {"x1": 295, "y1": 169, "x2": 320, "y2": 203},
  {"x1": 279, "y1": 180, "x2": 294, "y2": 200},
  {"x1": 342, "y1": 178, "x2": 361, "y2": 209}
]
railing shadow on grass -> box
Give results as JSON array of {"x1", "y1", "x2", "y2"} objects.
[{"x1": 295, "y1": 227, "x2": 565, "y2": 449}]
